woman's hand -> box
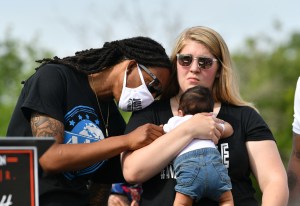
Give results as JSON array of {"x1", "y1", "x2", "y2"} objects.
[
  {"x1": 122, "y1": 113, "x2": 223, "y2": 183},
  {"x1": 185, "y1": 113, "x2": 222, "y2": 144},
  {"x1": 125, "y1": 123, "x2": 164, "y2": 151}
]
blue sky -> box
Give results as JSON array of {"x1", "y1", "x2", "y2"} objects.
[{"x1": 1, "y1": 0, "x2": 299, "y2": 57}]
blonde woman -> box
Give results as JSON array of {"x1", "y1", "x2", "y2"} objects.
[{"x1": 121, "y1": 26, "x2": 288, "y2": 206}]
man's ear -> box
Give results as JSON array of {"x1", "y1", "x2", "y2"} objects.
[{"x1": 125, "y1": 60, "x2": 137, "y2": 75}]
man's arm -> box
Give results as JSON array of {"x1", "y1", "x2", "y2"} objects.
[
  {"x1": 288, "y1": 77, "x2": 300, "y2": 205},
  {"x1": 287, "y1": 132, "x2": 300, "y2": 205}
]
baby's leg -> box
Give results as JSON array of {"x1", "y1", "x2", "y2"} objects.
[
  {"x1": 173, "y1": 192, "x2": 193, "y2": 206},
  {"x1": 219, "y1": 191, "x2": 234, "y2": 206}
]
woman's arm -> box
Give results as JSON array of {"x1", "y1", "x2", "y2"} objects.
[
  {"x1": 122, "y1": 113, "x2": 221, "y2": 183},
  {"x1": 247, "y1": 140, "x2": 289, "y2": 206},
  {"x1": 32, "y1": 112, "x2": 162, "y2": 174}
]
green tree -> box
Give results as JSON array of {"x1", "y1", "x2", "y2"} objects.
[
  {"x1": 0, "y1": 31, "x2": 52, "y2": 136},
  {"x1": 232, "y1": 30, "x2": 300, "y2": 202}
]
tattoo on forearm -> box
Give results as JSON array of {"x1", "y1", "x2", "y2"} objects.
[{"x1": 31, "y1": 113, "x2": 63, "y2": 138}]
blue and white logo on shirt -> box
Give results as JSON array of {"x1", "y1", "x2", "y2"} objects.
[{"x1": 63, "y1": 105, "x2": 106, "y2": 180}]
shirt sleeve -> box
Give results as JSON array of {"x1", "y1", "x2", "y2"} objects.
[
  {"x1": 162, "y1": 116, "x2": 186, "y2": 133},
  {"x1": 163, "y1": 122, "x2": 171, "y2": 133},
  {"x1": 242, "y1": 106, "x2": 274, "y2": 141},
  {"x1": 21, "y1": 64, "x2": 66, "y2": 122},
  {"x1": 293, "y1": 77, "x2": 300, "y2": 134}
]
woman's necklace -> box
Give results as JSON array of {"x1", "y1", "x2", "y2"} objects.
[{"x1": 90, "y1": 75, "x2": 110, "y2": 137}]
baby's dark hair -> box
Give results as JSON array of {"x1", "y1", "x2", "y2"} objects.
[
  {"x1": 178, "y1": 85, "x2": 214, "y2": 115},
  {"x1": 36, "y1": 36, "x2": 171, "y2": 74}
]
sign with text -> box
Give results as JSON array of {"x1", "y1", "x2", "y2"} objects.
[{"x1": 0, "y1": 147, "x2": 38, "y2": 206}]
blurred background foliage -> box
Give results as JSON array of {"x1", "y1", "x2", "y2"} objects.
[
  {"x1": 0, "y1": 27, "x2": 299, "y2": 201},
  {"x1": 0, "y1": 30, "x2": 53, "y2": 136},
  {"x1": 232, "y1": 31, "x2": 300, "y2": 164}
]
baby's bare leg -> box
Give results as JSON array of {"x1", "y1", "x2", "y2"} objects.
[
  {"x1": 219, "y1": 191, "x2": 234, "y2": 206},
  {"x1": 173, "y1": 192, "x2": 193, "y2": 206}
]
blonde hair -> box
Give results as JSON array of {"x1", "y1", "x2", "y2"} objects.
[{"x1": 164, "y1": 26, "x2": 255, "y2": 109}]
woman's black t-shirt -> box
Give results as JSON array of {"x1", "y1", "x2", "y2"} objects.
[{"x1": 125, "y1": 99, "x2": 275, "y2": 206}]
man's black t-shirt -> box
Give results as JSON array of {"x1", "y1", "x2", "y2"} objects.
[
  {"x1": 125, "y1": 99, "x2": 275, "y2": 206},
  {"x1": 7, "y1": 64, "x2": 126, "y2": 205}
]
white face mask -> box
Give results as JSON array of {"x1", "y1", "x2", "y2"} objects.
[{"x1": 118, "y1": 64, "x2": 154, "y2": 112}]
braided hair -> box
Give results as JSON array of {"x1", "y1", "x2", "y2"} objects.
[{"x1": 36, "y1": 36, "x2": 171, "y2": 74}]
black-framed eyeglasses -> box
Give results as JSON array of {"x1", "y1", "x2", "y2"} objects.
[
  {"x1": 138, "y1": 64, "x2": 162, "y2": 97},
  {"x1": 176, "y1": 54, "x2": 218, "y2": 70}
]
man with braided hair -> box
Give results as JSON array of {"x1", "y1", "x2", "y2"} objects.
[{"x1": 6, "y1": 36, "x2": 172, "y2": 206}]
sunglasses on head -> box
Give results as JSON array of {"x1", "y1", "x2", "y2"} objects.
[
  {"x1": 138, "y1": 64, "x2": 162, "y2": 98},
  {"x1": 176, "y1": 54, "x2": 218, "y2": 70}
]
